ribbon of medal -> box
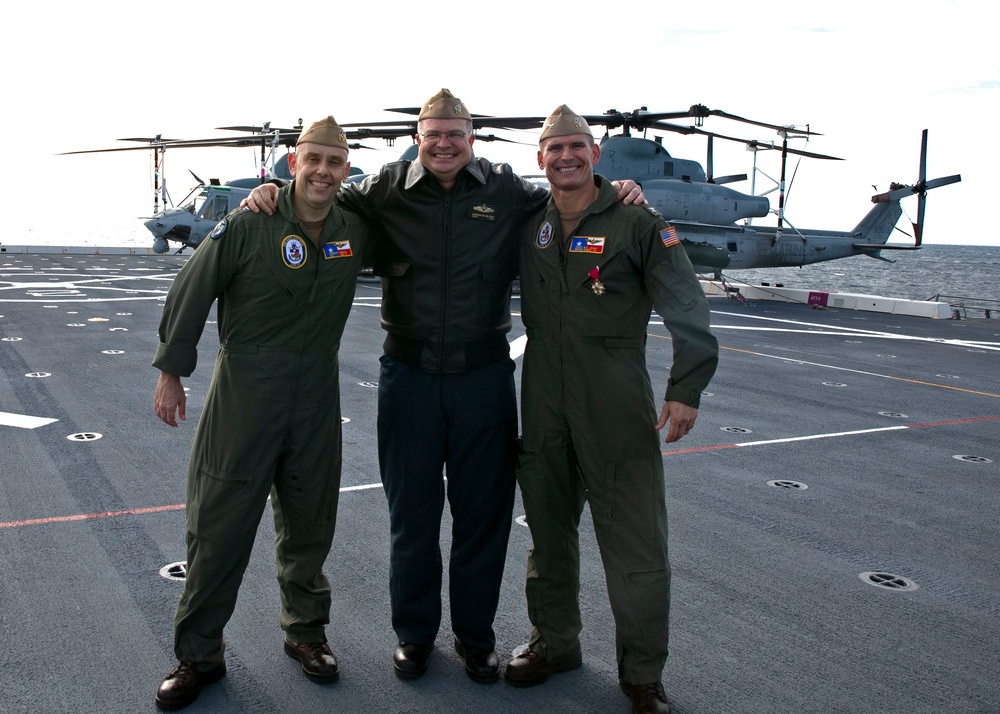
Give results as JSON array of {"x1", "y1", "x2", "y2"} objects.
[{"x1": 588, "y1": 266, "x2": 606, "y2": 296}]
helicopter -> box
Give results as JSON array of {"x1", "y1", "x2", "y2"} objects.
[
  {"x1": 61, "y1": 123, "x2": 355, "y2": 254},
  {"x1": 426, "y1": 104, "x2": 960, "y2": 277},
  {"x1": 61, "y1": 105, "x2": 960, "y2": 268},
  {"x1": 60, "y1": 122, "x2": 519, "y2": 254},
  {"x1": 586, "y1": 109, "x2": 962, "y2": 276}
]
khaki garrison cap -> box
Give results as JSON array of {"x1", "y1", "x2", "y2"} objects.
[
  {"x1": 296, "y1": 116, "x2": 350, "y2": 150},
  {"x1": 418, "y1": 88, "x2": 473, "y2": 121},
  {"x1": 539, "y1": 105, "x2": 593, "y2": 143}
]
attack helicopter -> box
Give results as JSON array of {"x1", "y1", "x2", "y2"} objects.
[
  {"x1": 60, "y1": 121, "x2": 522, "y2": 254},
  {"x1": 431, "y1": 104, "x2": 960, "y2": 276},
  {"x1": 62, "y1": 104, "x2": 961, "y2": 269},
  {"x1": 60, "y1": 122, "x2": 385, "y2": 254},
  {"x1": 581, "y1": 108, "x2": 962, "y2": 276}
]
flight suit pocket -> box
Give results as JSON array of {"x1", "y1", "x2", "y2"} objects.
[
  {"x1": 187, "y1": 464, "x2": 261, "y2": 542},
  {"x1": 197, "y1": 463, "x2": 250, "y2": 485},
  {"x1": 648, "y1": 260, "x2": 700, "y2": 316},
  {"x1": 595, "y1": 458, "x2": 664, "y2": 535},
  {"x1": 248, "y1": 249, "x2": 295, "y2": 297}
]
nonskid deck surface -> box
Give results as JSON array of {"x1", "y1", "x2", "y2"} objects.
[{"x1": 1, "y1": 253, "x2": 997, "y2": 713}]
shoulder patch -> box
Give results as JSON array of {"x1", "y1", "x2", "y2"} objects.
[
  {"x1": 281, "y1": 235, "x2": 308, "y2": 269},
  {"x1": 209, "y1": 218, "x2": 228, "y2": 240},
  {"x1": 660, "y1": 225, "x2": 681, "y2": 248},
  {"x1": 536, "y1": 221, "x2": 554, "y2": 249}
]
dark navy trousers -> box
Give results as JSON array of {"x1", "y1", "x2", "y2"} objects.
[{"x1": 377, "y1": 355, "x2": 518, "y2": 651}]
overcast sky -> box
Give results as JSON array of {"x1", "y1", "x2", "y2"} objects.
[{"x1": 1, "y1": 0, "x2": 993, "y2": 247}]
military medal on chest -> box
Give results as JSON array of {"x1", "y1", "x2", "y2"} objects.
[{"x1": 588, "y1": 266, "x2": 606, "y2": 296}]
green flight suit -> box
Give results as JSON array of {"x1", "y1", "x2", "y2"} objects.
[
  {"x1": 152, "y1": 181, "x2": 373, "y2": 667},
  {"x1": 516, "y1": 176, "x2": 718, "y2": 685}
]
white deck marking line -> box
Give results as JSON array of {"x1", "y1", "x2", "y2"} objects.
[
  {"x1": 509, "y1": 335, "x2": 528, "y2": 360},
  {"x1": 0, "y1": 411, "x2": 59, "y2": 429},
  {"x1": 340, "y1": 483, "x2": 383, "y2": 493},
  {"x1": 664, "y1": 415, "x2": 1000, "y2": 456},
  {"x1": 713, "y1": 344, "x2": 1000, "y2": 398},
  {"x1": 733, "y1": 426, "x2": 908, "y2": 447},
  {"x1": 710, "y1": 310, "x2": 1000, "y2": 351}
]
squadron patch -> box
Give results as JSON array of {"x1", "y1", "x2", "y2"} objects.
[
  {"x1": 282, "y1": 235, "x2": 307, "y2": 269},
  {"x1": 569, "y1": 236, "x2": 605, "y2": 254},
  {"x1": 536, "y1": 221, "x2": 554, "y2": 249},
  {"x1": 660, "y1": 225, "x2": 680, "y2": 248},
  {"x1": 323, "y1": 240, "x2": 353, "y2": 259},
  {"x1": 209, "y1": 218, "x2": 228, "y2": 240}
]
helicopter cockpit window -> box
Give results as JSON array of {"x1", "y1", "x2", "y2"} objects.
[{"x1": 200, "y1": 195, "x2": 230, "y2": 221}]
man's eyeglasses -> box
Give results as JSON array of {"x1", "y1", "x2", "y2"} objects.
[{"x1": 419, "y1": 130, "x2": 470, "y2": 143}]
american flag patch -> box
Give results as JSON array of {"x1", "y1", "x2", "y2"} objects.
[{"x1": 660, "y1": 226, "x2": 680, "y2": 248}]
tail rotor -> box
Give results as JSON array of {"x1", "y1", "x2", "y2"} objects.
[{"x1": 871, "y1": 129, "x2": 961, "y2": 246}]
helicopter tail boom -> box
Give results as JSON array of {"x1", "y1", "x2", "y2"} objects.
[{"x1": 850, "y1": 201, "x2": 903, "y2": 252}]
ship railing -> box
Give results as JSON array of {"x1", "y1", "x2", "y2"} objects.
[{"x1": 928, "y1": 294, "x2": 999, "y2": 319}]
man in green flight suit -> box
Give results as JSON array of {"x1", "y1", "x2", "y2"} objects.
[
  {"x1": 503, "y1": 106, "x2": 720, "y2": 714},
  {"x1": 151, "y1": 116, "x2": 374, "y2": 710}
]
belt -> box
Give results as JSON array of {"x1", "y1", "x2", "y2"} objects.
[
  {"x1": 524, "y1": 328, "x2": 645, "y2": 349},
  {"x1": 220, "y1": 341, "x2": 340, "y2": 355},
  {"x1": 383, "y1": 333, "x2": 509, "y2": 370}
]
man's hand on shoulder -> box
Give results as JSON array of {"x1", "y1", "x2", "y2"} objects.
[
  {"x1": 611, "y1": 179, "x2": 647, "y2": 206},
  {"x1": 240, "y1": 183, "x2": 280, "y2": 215}
]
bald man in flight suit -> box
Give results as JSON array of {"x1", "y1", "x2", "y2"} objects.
[{"x1": 152, "y1": 117, "x2": 374, "y2": 710}]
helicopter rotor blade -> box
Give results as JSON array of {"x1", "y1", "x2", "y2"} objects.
[
  {"x1": 711, "y1": 173, "x2": 748, "y2": 186},
  {"x1": 648, "y1": 121, "x2": 842, "y2": 160},
  {"x1": 696, "y1": 106, "x2": 819, "y2": 136},
  {"x1": 473, "y1": 133, "x2": 534, "y2": 145},
  {"x1": 913, "y1": 129, "x2": 929, "y2": 246},
  {"x1": 867, "y1": 130, "x2": 962, "y2": 245},
  {"x1": 923, "y1": 175, "x2": 961, "y2": 190}
]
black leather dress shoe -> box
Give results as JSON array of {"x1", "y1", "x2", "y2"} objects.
[
  {"x1": 620, "y1": 680, "x2": 672, "y2": 714},
  {"x1": 284, "y1": 639, "x2": 339, "y2": 683},
  {"x1": 154, "y1": 661, "x2": 226, "y2": 711},
  {"x1": 503, "y1": 642, "x2": 582, "y2": 687},
  {"x1": 393, "y1": 641, "x2": 434, "y2": 679},
  {"x1": 453, "y1": 637, "x2": 500, "y2": 683}
]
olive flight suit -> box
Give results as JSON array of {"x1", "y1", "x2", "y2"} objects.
[
  {"x1": 516, "y1": 176, "x2": 719, "y2": 685},
  {"x1": 152, "y1": 182, "x2": 373, "y2": 668}
]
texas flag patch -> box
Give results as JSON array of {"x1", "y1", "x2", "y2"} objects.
[
  {"x1": 569, "y1": 236, "x2": 605, "y2": 254},
  {"x1": 660, "y1": 225, "x2": 680, "y2": 248},
  {"x1": 323, "y1": 240, "x2": 353, "y2": 259}
]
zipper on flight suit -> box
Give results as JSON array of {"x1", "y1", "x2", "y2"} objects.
[{"x1": 307, "y1": 230, "x2": 320, "y2": 304}]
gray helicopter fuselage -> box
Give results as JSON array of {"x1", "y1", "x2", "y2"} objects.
[{"x1": 595, "y1": 135, "x2": 769, "y2": 224}]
